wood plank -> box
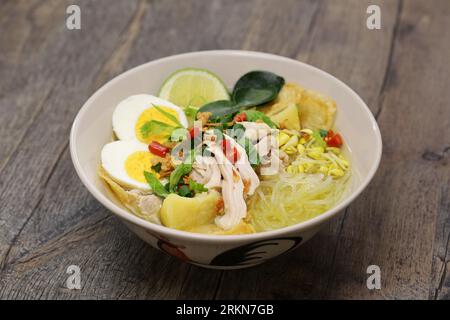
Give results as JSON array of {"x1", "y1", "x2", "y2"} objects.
[
  {"x1": 324, "y1": 0, "x2": 450, "y2": 299},
  {"x1": 0, "y1": 0, "x2": 143, "y2": 289},
  {"x1": 214, "y1": 0, "x2": 400, "y2": 299},
  {"x1": 0, "y1": 0, "x2": 447, "y2": 300},
  {"x1": 430, "y1": 176, "x2": 450, "y2": 300},
  {"x1": 1, "y1": 0, "x2": 266, "y2": 299},
  {"x1": 0, "y1": 0, "x2": 66, "y2": 169}
]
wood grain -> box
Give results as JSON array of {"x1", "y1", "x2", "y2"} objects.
[
  {"x1": 215, "y1": 0, "x2": 401, "y2": 300},
  {"x1": 0, "y1": 0, "x2": 448, "y2": 300},
  {"x1": 326, "y1": 0, "x2": 450, "y2": 300}
]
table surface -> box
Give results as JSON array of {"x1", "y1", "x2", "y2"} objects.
[{"x1": 0, "y1": 0, "x2": 449, "y2": 300}]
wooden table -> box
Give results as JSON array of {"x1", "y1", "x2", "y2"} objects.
[{"x1": 0, "y1": 0, "x2": 449, "y2": 300}]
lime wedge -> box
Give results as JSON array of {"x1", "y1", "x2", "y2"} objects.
[{"x1": 158, "y1": 68, "x2": 230, "y2": 109}]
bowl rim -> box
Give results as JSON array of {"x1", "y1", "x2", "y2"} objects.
[{"x1": 70, "y1": 50, "x2": 382, "y2": 243}]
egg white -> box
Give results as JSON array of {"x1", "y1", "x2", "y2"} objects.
[
  {"x1": 101, "y1": 140, "x2": 152, "y2": 191},
  {"x1": 112, "y1": 94, "x2": 188, "y2": 142}
]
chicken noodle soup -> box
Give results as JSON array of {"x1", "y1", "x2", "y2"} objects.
[{"x1": 99, "y1": 69, "x2": 351, "y2": 235}]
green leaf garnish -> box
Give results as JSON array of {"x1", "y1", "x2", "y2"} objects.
[
  {"x1": 197, "y1": 71, "x2": 285, "y2": 118},
  {"x1": 319, "y1": 129, "x2": 328, "y2": 138},
  {"x1": 151, "y1": 162, "x2": 162, "y2": 173},
  {"x1": 177, "y1": 184, "x2": 193, "y2": 197},
  {"x1": 144, "y1": 171, "x2": 169, "y2": 198},
  {"x1": 169, "y1": 163, "x2": 193, "y2": 192},
  {"x1": 197, "y1": 100, "x2": 238, "y2": 118},
  {"x1": 153, "y1": 105, "x2": 183, "y2": 127},
  {"x1": 233, "y1": 87, "x2": 277, "y2": 108},
  {"x1": 184, "y1": 105, "x2": 199, "y2": 119},
  {"x1": 225, "y1": 124, "x2": 261, "y2": 166},
  {"x1": 244, "y1": 110, "x2": 278, "y2": 128},
  {"x1": 210, "y1": 112, "x2": 234, "y2": 124},
  {"x1": 140, "y1": 120, "x2": 175, "y2": 139},
  {"x1": 232, "y1": 122, "x2": 245, "y2": 132},
  {"x1": 184, "y1": 148, "x2": 197, "y2": 165},
  {"x1": 170, "y1": 128, "x2": 188, "y2": 142},
  {"x1": 312, "y1": 131, "x2": 327, "y2": 148},
  {"x1": 233, "y1": 71, "x2": 285, "y2": 94},
  {"x1": 227, "y1": 123, "x2": 245, "y2": 141},
  {"x1": 189, "y1": 179, "x2": 208, "y2": 194},
  {"x1": 237, "y1": 136, "x2": 261, "y2": 166}
]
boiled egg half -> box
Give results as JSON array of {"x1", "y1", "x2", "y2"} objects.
[
  {"x1": 112, "y1": 94, "x2": 188, "y2": 144},
  {"x1": 101, "y1": 140, "x2": 160, "y2": 191}
]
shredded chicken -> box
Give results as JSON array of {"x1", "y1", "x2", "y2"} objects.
[
  {"x1": 255, "y1": 135, "x2": 276, "y2": 158},
  {"x1": 190, "y1": 124, "x2": 281, "y2": 230},
  {"x1": 241, "y1": 121, "x2": 273, "y2": 142},
  {"x1": 260, "y1": 148, "x2": 281, "y2": 176},
  {"x1": 241, "y1": 122, "x2": 282, "y2": 176},
  {"x1": 223, "y1": 133, "x2": 259, "y2": 195},
  {"x1": 218, "y1": 175, "x2": 246, "y2": 230},
  {"x1": 190, "y1": 155, "x2": 221, "y2": 189},
  {"x1": 204, "y1": 131, "x2": 247, "y2": 230}
]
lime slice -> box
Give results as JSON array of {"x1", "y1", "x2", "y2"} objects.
[{"x1": 158, "y1": 68, "x2": 230, "y2": 109}]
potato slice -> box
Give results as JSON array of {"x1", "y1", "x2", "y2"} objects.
[
  {"x1": 160, "y1": 191, "x2": 255, "y2": 234},
  {"x1": 265, "y1": 102, "x2": 300, "y2": 130},
  {"x1": 160, "y1": 191, "x2": 221, "y2": 230},
  {"x1": 260, "y1": 83, "x2": 303, "y2": 130},
  {"x1": 297, "y1": 89, "x2": 336, "y2": 130}
]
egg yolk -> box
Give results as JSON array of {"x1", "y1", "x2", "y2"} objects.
[
  {"x1": 135, "y1": 106, "x2": 180, "y2": 144},
  {"x1": 125, "y1": 151, "x2": 157, "y2": 183}
]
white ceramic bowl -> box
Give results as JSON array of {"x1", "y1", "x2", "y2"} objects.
[{"x1": 70, "y1": 50, "x2": 382, "y2": 269}]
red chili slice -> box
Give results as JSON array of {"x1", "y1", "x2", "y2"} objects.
[
  {"x1": 222, "y1": 139, "x2": 240, "y2": 163},
  {"x1": 324, "y1": 130, "x2": 335, "y2": 142},
  {"x1": 188, "y1": 127, "x2": 201, "y2": 139},
  {"x1": 149, "y1": 141, "x2": 170, "y2": 157},
  {"x1": 222, "y1": 139, "x2": 230, "y2": 151},
  {"x1": 231, "y1": 147, "x2": 240, "y2": 163},
  {"x1": 326, "y1": 133, "x2": 343, "y2": 147},
  {"x1": 233, "y1": 112, "x2": 247, "y2": 122}
]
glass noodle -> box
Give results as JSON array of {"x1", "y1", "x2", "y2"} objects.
[{"x1": 248, "y1": 171, "x2": 350, "y2": 232}]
